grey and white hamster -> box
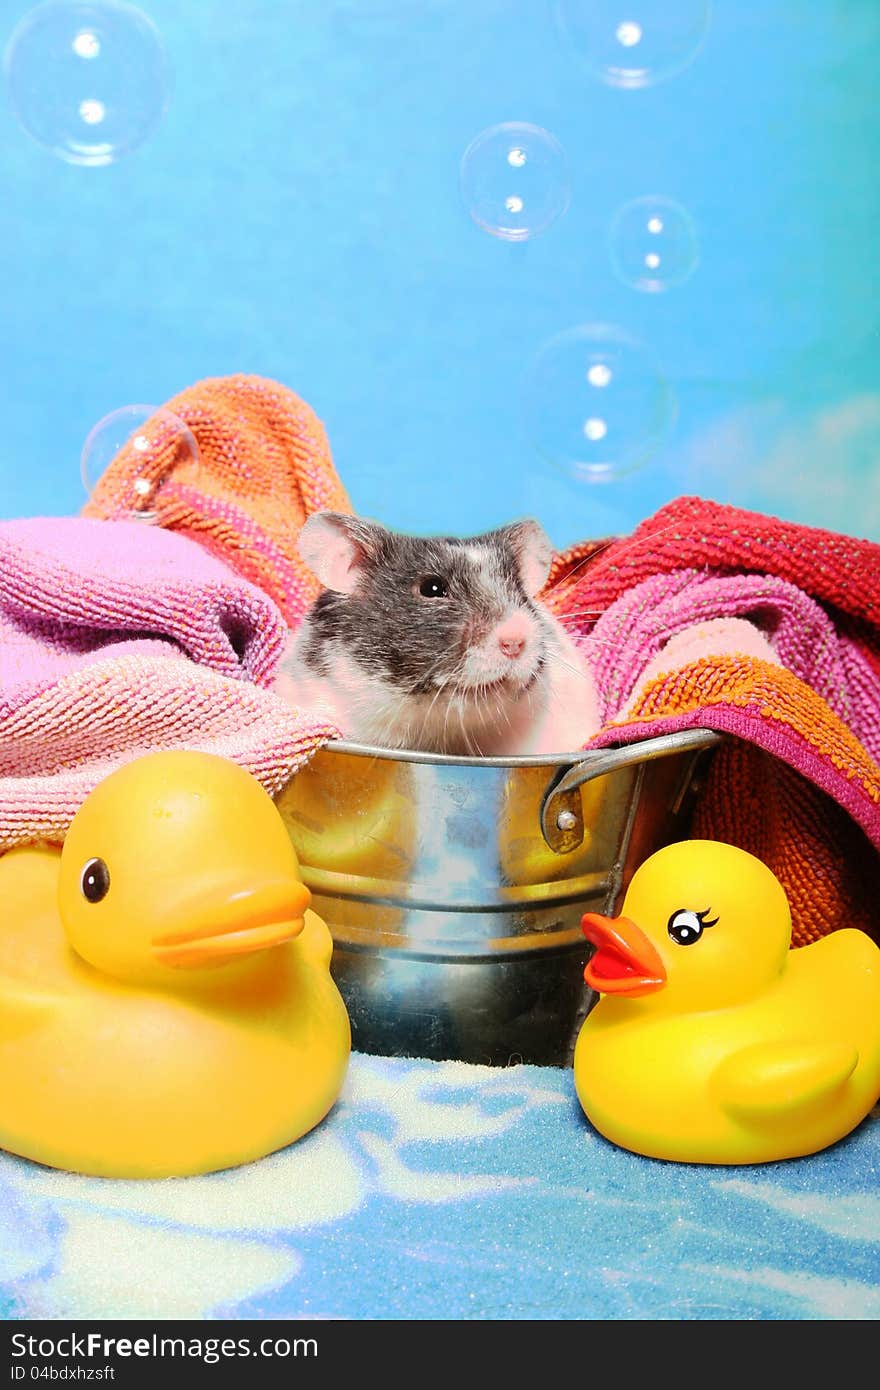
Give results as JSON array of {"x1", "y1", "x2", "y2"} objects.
[{"x1": 272, "y1": 511, "x2": 600, "y2": 756}]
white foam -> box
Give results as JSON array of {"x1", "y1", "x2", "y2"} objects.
[
  {"x1": 690, "y1": 1261, "x2": 880, "y2": 1320},
  {"x1": 714, "y1": 1176, "x2": 880, "y2": 1243},
  {"x1": 18, "y1": 1210, "x2": 300, "y2": 1321},
  {"x1": 5, "y1": 1125, "x2": 363, "y2": 1233}
]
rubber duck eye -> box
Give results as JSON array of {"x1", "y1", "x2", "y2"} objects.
[
  {"x1": 418, "y1": 575, "x2": 448, "y2": 598},
  {"x1": 81, "y1": 857, "x2": 111, "y2": 904},
  {"x1": 668, "y1": 908, "x2": 717, "y2": 946}
]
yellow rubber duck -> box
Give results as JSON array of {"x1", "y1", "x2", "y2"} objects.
[
  {"x1": 574, "y1": 839, "x2": 880, "y2": 1164},
  {"x1": 0, "y1": 750, "x2": 351, "y2": 1178}
]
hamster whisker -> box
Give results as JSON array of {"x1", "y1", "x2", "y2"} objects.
[
  {"x1": 405, "y1": 650, "x2": 452, "y2": 698},
  {"x1": 456, "y1": 696, "x2": 482, "y2": 757},
  {"x1": 452, "y1": 694, "x2": 480, "y2": 755},
  {"x1": 580, "y1": 624, "x2": 673, "y2": 655},
  {"x1": 545, "y1": 520, "x2": 684, "y2": 593},
  {"x1": 417, "y1": 669, "x2": 457, "y2": 747},
  {"x1": 546, "y1": 648, "x2": 592, "y2": 682},
  {"x1": 365, "y1": 700, "x2": 400, "y2": 755},
  {"x1": 442, "y1": 685, "x2": 458, "y2": 753},
  {"x1": 451, "y1": 695, "x2": 466, "y2": 753},
  {"x1": 489, "y1": 683, "x2": 513, "y2": 738},
  {"x1": 382, "y1": 650, "x2": 456, "y2": 749},
  {"x1": 552, "y1": 538, "x2": 618, "y2": 584}
]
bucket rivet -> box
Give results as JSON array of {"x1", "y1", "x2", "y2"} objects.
[{"x1": 556, "y1": 809, "x2": 578, "y2": 831}]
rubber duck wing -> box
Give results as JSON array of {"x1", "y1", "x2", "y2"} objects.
[
  {"x1": 0, "y1": 976, "x2": 68, "y2": 1041},
  {"x1": 713, "y1": 1039, "x2": 858, "y2": 1122}
]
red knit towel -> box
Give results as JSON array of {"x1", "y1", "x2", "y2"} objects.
[{"x1": 543, "y1": 494, "x2": 879, "y2": 625}]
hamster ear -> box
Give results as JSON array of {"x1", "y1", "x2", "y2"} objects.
[
  {"x1": 298, "y1": 512, "x2": 384, "y2": 594},
  {"x1": 503, "y1": 519, "x2": 554, "y2": 597}
]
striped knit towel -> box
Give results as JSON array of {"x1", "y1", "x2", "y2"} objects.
[
  {"x1": 82, "y1": 372, "x2": 353, "y2": 625},
  {"x1": 545, "y1": 498, "x2": 880, "y2": 947}
]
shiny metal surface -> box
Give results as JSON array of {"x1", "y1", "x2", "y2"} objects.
[{"x1": 274, "y1": 728, "x2": 722, "y2": 1066}]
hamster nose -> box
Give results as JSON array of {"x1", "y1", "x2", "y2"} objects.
[
  {"x1": 496, "y1": 615, "x2": 530, "y2": 660},
  {"x1": 499, "y1": 635, "x2": 525, "y2": 659}
]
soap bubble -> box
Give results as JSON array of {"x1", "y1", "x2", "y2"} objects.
[
  {"x1": 81, "y1": 405, "x2": 201, "y2": 521},
  {"x1": 4, "y1": 0, "x2": 171, "y2": 165},
  {"x1": 556, "y1": 0, "x2": 712, "y2": 89},
  {"x1": 610, "y1": 196, "x2": 699, "y2": 292},
  {"x1": 524, "y1": 324, "x2": 675, "y2": 483},
  {"x1": 460, "y1": 122, "x2": 570, "y2": 242}
]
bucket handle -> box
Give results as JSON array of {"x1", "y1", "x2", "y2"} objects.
[{"x1": 539, "y1": 727, "x2": 723, "y2": 853}]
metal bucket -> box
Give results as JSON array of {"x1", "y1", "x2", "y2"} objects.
[{"x1": 274, "y1": 727, "x2": 722, "y2": 1066}]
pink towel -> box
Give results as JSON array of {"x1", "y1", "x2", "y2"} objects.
[
  {"x1": 0, "y1": 518, "x2": 337, "y2": 850},
  {"x1": 586, "y1": 567, "x2": 880, "y2": 766}
]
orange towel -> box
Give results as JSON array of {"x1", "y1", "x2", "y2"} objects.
[
  {"x1": 83, "y1": 373, "x2": 353, "y2": 625},
  {"x1": 604, "y1": 657, "x2": 880, "y2": 946}
]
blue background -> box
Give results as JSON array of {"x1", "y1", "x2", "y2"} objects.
[{"x1": 1, "y1": 0, "x2": 878, "y2": 548}]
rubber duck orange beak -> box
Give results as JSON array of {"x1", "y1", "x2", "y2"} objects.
[
  {"x1": 581, "y1": 912, "x2": 667, "y2": 997},
  {"x1": 152, "y1": 880, "x2": 311, "y2": 969}
]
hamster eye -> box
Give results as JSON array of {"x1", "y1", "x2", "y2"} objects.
[
  {"x1": 81, "y1": 857, "x2": 111, "y2": 904},
  {"x1": 667, "y1": 908, "x2": 718, "y2": 946},
  {"x1": 418, "y1": 575, "x2": 449, "y2": 598}
]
